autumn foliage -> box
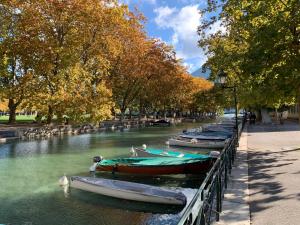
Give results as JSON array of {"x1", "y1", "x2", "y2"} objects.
[{"x1": 0, "y1": 0, "x2": 212, "y2": 123}]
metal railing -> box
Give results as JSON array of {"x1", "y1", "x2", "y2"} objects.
[{"x1": 177, "y1": 118, "x2": 245, "y2": 225}]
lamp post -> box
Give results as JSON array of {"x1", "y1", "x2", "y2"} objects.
[{"x1": 215, "y1": 70, "x2": 239, "y2": 141}]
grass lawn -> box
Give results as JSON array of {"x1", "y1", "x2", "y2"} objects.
[{"x1": 0, "y1": 115, "x2": 36, "y2": 123}]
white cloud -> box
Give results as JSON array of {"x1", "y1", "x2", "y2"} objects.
[
  {"x1": 205, "y1": 20, "x2": 227, "y2": 36},
  {"x1": 171, "y1": 33, "x2": 178, "y2": 45},
  {"x1": 154, "y1": 4, "x2": 226, "y2": 73},
  {"x1": 183, "y1": 62, "x2": 195, "y2": 72},
  {"x1": 154, "y1": 5, "x2": 205, "y2": 69},
  {"x1": 154, "y1": 6, "x2": 176, "y2": 26}
]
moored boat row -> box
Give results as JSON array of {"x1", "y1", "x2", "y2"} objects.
[
  {"x1": 61, "y1": 117, "x2": 241, "y2": 207},
  {"x1": 166, "y1": 119, "x2": 241, "y2": 149}
]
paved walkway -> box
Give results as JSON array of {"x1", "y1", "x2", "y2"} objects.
[
  {"x1": 215, "y1": 120, "x2": 300, "y2": 225},
  {"x1": 214, "y1": 127, "x2": 250, "y2": 225},
  {"x1": 248, "y1": 121, "x2": 300, "y2": 225}
]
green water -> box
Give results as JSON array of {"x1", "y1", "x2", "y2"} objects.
[{"x1": 0, "y1": 124, "x2": 209, "y2": 225}]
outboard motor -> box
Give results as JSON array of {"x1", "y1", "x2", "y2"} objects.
[
  {"x1": 209, "y1": 151, "x2": 220, "y2": 159},
  {"x1": 90, "y1": 156, "x2": 103, "y2": 172},
  {"x1": 93, "y1": 156, "x2": 103, "y2": 163}
]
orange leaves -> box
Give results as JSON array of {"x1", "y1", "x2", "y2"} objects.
[
  {"x1": 1, "y1": 0, "x2": 211, "y2": 122},
  {"x1": 191, "y1": 77, "x2": 213, "y2": 93}
]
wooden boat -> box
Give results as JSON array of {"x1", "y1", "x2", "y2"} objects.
[
  {"x1": 94, "y1": 157, "x2": 213, "y2": 175},
  {"x1": 133, "y1": 147, "x2": 211, "y2": 159},
  {"x1": 70, "y1": 176, "x2": 187, "y2": 205},
  {"x1": 168, "y1": 137, "x2": 226, "y2": 149}
]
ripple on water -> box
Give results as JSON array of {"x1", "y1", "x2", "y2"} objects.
[{"x1": 0, "y1": 123, "x2": 208, "y2": 225}]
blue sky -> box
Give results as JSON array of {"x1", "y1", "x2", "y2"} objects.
[{"x1": 120, "y1": 0, "x2": 212, "y2": 73}]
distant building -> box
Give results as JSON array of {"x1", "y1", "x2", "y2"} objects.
[
  {"x1": 288, "y1": 104, "x2": 299, "y2": 120},
  {"x1": 191, "y1": 67, "x2": 211, "y2": 80}
]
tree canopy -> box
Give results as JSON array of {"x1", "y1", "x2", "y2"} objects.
[
  {"x1": 0, "y1": 0, "x2": 212, "y2": 123},
  {"x1": 199, "y1": 0, "x2": 300, "y2": 111}
]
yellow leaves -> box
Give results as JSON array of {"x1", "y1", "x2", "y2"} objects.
[
  {"x1": 250, "y1": 16, "x2": 269, "y2": 28},
  {"x1": 191, "y1": 77, "x2": 213, "y2": 93},
  {"x1": 2, "y1": 0, "x2": 210, "y2": 122},
  {"x1": 0, "y1": 99, "x2": 9, "y2": 111}
]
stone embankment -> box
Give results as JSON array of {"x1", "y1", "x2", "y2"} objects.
[{"x1": 0, "y1": 118, "x2": 182, "y2": 143}]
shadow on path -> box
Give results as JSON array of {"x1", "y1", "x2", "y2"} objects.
[{"x1": 247, "y1": 121, "x2": 300, "y2": 225}]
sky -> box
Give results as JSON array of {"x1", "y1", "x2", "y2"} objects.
[{"x1": 120, "y1": 0, "x2": 211, "y2": 73}]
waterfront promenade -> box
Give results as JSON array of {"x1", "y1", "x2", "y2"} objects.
[{"x1": 216, "y1": 120, "x2": 300, "y2": 225}]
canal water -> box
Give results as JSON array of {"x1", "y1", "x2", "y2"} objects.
[{"x1": 0, "y1": 123, "x2": 211, "y2": 225}]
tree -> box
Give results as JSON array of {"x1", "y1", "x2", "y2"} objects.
[
  {"x1": 16, "y1": 0, "x2": 133, "y2": 123},
  {"x1": 108, "y1": 20, "x2": 149, "y2": 120},
  {"x1": 198, "y1": 0, "x2": 300, "y2": 119},
  {"x1": 188, "y1": 77, "x2": 214, "y2": 116},
  {"x1": 0, "y1": 1, "x2": 40, "y2": 123}
]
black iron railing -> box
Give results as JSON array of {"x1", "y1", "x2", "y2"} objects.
[{"x1": 177, "y1": 117, "x2": 245, "y2": 225}]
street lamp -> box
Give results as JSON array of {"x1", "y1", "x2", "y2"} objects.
[
  {"x1": 216, "y1": 69, "x2": 227, "y2": 85},
  {"x1": 215, "y1": 70, "x2": 239, "y2": 141}
]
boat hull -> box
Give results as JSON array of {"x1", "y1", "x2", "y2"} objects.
[
  {"x1": 95, "y1": 160, "x2": 213, "y2": 175},
  {"x1": 179, "y1": 133, "x2": 228, "y2": 140},
  {"x1": 168, "y1": 138, "x2": 226, "y2": 148},
  {"x1": 70, "y1": 176, "x2": 186, "y2": 205}
]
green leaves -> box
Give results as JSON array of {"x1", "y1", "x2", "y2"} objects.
[{"x1": 199, "y1": 0, "x2": 300, "y2": 110}]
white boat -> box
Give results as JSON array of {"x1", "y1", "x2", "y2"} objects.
[
  {"x1": 179, "y1": 134, "x2": 228, "y2": 140},
  {"x1": 69, "y1": 176, "x2": 186, "y2": 205},
  {"x1": 204, "y1": 126, "x2": 232, "y2": 133},
  {"x1": 168, "y1": 137, "x2": 226, "y2": 148}
]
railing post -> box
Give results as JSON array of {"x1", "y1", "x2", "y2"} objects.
[
  {"x1": 228, "y1": 141, "x2": 233, "y2": 173},
  {"x1": 219, "y1": 168, "x2": 223, "y2": 212},
  {"x1": 233, "y1": 134, "x2": 237, "y2": 160},
  {"x1": 196, "y1": 206, "x2": 206, "y2": 225},
  {"x1": 216, "y1": 172, "x2": 222, "y2": 221},
  {"x1": 224, "y1": 156, "x2": 228, "y2": 189}
]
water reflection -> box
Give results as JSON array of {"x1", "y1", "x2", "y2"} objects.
[
  {"x1": 0, "y1": 134, "x2": 94, "y2": 159},
  {"x1": 0, "y1": 123, "x2": 209, "y2": 225}
]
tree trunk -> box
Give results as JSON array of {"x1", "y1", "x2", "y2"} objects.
[
  {"x1": 120, "y1": 108, "x2": 126, "y2": 122},
  {"x1": 46, "y1": 105, "x2": 53, "y2": 124},
  {"x1": 35, "y1": 112, "x2": 41, "y2": 123},
  {"x1": 56, "y1": 112, "x2": 63, "y2": 124},
  {"x1": 138, "y1": 104, "x2": 142, "y2": 122},
  {"x1": 128, "y1": 108, "x2": 132, "y2": 120},
  {"x1": 111, "y1": 107, "x2": 116, "y2": 120},
  {"x1": 8, "y1": 98, "x2": 17, "y2": 124}
]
